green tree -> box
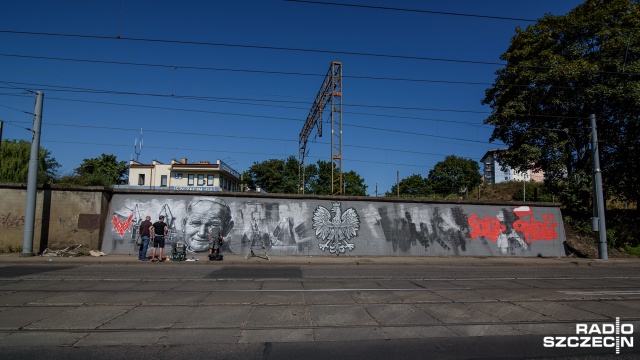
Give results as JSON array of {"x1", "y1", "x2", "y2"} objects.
[
  {"x1": 0, "y1": 139, "x2": 59, "y2": 183},
  {"x1": 386, "y1": 174, "x2": 429, "y2": 197},
  {"x1": 306, "y1": 160, "x2": 367, "y2": 195},
  {"x1": 306, "y1": 160, "x2": 333, "y2": 195},
  {"x1": 246, "y1": 156, "x2": 301, "y2": 193},
  {"x1": 342, "y1": 170, "x2": 367, "y2": 196},
  {"x1": 59, "y1": 153, "x2": 128, "y2": 187},
  {"x1": 427, "y1": 155, "x2": 482, "y2": 197},
  {"x1": 481, "y1": 0, "x2": 640, "y2": 212}
]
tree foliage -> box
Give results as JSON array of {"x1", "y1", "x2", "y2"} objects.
[
  {"x1": 427, "y1": 155, "x2": 482, "y2": 197},
  {"x1": 0, "y1": 139, "x2": 60, "y2": 183},
  {"x1": 245, "y1": 156, "x2": 301, "y2": 193},
  {"x1": 386, "y1": 174, "x2": 429, "y2": 197},
  {"x1": 385, "y1": 156, "x2": 481, "y2": 198},
  {"x1": 342, "y1": 170, "x2": 367, "y2": 196},
  {"x1": 245, "y1": 157, "x2": 367, "y2": 195},
  {"x1": 482, "y1": 0, "x2": 640, "y2": 213},
  {"x1": 58, "y1": 153, "x2": 128, "y2": 187}
]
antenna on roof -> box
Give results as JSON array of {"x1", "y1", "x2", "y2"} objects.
[{"x1": 134, "y1": 128, "x2": 143, "y2": 161}]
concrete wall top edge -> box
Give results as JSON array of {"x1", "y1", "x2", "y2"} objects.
[
  {"x1": 0, "y1": 183, "x2": 561, "y2": 207},
  {"x1": 108, "y1": 188, "x2": 561, "y2": 207},
  {"x1": 0, "y1": 183, "x2": 107, "y2": 192}
]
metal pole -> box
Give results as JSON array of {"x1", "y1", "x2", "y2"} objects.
[
  {"x1": 590, "y1": 114, "x2": 608, "y2": 260},
  {"x1": 396, "y1": 171, "x2": 400, "y2": 198},
  {"x1": 22, "y1": 91, "x2": 44, "y2": 257}
]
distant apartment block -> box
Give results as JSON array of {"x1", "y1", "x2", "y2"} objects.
[
  {"x1": 480, "y1": 149, "x2": 544, "y2": 185},
  {"x1": 123, "y1": 158, "x2": 241, "y2": 192}
]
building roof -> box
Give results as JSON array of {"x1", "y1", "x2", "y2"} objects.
[{"x1": 480, "y1": 148, "x2": 508, "y2": 163}]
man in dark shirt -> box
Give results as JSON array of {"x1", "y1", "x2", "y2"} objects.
[
  {"x1": 151, "y1": 215, "x2": 169, "y2": 262},
  {"x1": 138, "y1": 215, "x2": 152, "y2": 261}
]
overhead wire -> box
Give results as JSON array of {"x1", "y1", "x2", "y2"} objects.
[
  {"x1": 0, "y1": 103, "x2": 34, "y2": 115},
  {"x1": 0, "y1": 80, "x2": 589, "y2": 121},
  {"x1": 284, "y1": 0, "x2": 538, "y2": 22},
  {"x1": 9, "y1": 118, "x2": 501, "y2": 153},
  {"x1": 0, "y1": 89, "x2": 585, "y2": 139},
  {"x1": 0, "y1": 29, "x2": 505, "y2": 66},
  {"x1": 1, "y1": 30, "x2": 635, "y2": 76},
  {"x1": 42, "y1": 139, "x2": 446, "y2": 170},
  {"x1": 0, "y1": 53, "x2": 493, "y2": 86}
]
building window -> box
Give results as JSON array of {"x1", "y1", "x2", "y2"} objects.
[
  {"x1": 197, "y1": 174, "x2": 205, "y2": 186},
  {"x1": 138, "y1": 174, "x2": 145, "y2": 185},
  {"x1": 160, "y1": 175, "x2": 167, "y2": 187},
  {"x1": 188, "y1": 174, "x2": 194, "y2": 186},
  {"x1": 207, "y1": 175, "x2": 214, "y2": 186}
]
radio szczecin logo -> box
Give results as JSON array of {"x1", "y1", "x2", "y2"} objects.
[{"x1": 543, "y1": 318, "x2": 634, "y2": 354}]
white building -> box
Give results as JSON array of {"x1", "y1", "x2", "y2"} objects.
[
  {"x1": 480, "y1": 149, "x2": 544, "y2": 185},
  {"x1": 125, "y1": 158, "x2": 241, "y2": 192}
]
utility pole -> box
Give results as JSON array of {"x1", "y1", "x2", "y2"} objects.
[
  {"x1": 22, "y1": 91, "x2": 44, "y2": 257},
  {"x1": 590, "y1": 114, "x2": 608, "y2": 260},
  {"x1": 396, "y1": 171, "x2": 400, "y2": 198},
  {"x1": 0, "y1": 120, "x2": 3, "y2": 152}
]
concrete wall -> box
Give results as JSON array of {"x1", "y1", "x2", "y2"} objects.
[
  {"x1": 0, "y1": 184, "x2": 566, "y2": 257},
  {"x1": 0, "y1": 184, "x2": 107, "y2": 253},
  {"x1": 103, "y1": 192, "x2": 566, "y2": 257}
]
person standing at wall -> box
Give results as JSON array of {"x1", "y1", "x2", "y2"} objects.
[
  {"x1": 138, "y1": 215, "x2": 152, "y2": 261},
  {"x1": 151, "y1": 215, "x2": 168, "y2": 262}
]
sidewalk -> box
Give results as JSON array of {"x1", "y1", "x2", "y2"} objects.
[{"x1": 0, "y1": 252, "x2": 631, "y2": 267}]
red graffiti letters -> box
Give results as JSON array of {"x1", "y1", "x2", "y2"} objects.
[
  {"x1": 112, "y1": 213, "x2": 134, "y2": 237},
  {"x1": 468, "y1": 206, "x2": 557, "y2": 242},
  {"x1": 513, "y1": 214, "x2": 558, "y2": 241},
  {"x1": 467, "y1": 215, "x2": 503, "y2": 242}
]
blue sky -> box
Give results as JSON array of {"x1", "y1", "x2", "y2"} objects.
[{"x1": 0, "y1": 0, "x2": 584, "y2": 195}]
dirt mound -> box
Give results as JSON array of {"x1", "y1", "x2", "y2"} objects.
[{"x1": 563, "y1": 221, "x2": 634, "y2": 259}]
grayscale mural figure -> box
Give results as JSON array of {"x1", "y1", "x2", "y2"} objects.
[
  {"x1": 313, "y1": 202, "x2": 360, "y2": 255},
  {"x1": 495, "y1": 208, "x2": 528, "y2": 255},
  {"x1": 182, "y1": 197, "x2": 234, "y2": 253}
]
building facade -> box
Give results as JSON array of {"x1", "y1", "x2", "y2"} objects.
[
  {"x1": 480, "y1": 149, "x2": 544, "y2": 185},
  {"x1": 125, "y1": 158, "x2": 241, "y2": 192}
]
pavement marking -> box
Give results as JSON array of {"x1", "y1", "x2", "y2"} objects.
[{"x1": 559, "y1": 290, "x2": 640, "y2": 296}]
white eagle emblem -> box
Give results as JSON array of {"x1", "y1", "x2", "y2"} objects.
[{"x1": 312, "y1": 202, "x2": 360, "y2": 255}]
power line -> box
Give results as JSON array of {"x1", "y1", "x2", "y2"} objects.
[
  {"x1": 285, "y1": 0, "x2": 538, "y2": 22},
  {"x1": 346, "y1": 123, "x2": 500, "y2": 145},
  {"x1": 1, "y1": 90, "x2": 585, "y2": 138},
  {"x1": 0, "y1": 53, "x2": 493, "y2": 86},
  {"x1": 0, "y1": 80, "x2": 35, "y2": 94},
  {"x1": 0, "y1": 29, "x2": 506, "y2": 66},
  {"x1": 43, "y1": 140, "x2": 443, "y2": 170},
  {"x1": 8, "y1": 116, "x2": 500, "y2": 155},
  {"x1": 1, "y1": 119, "x2": 32, "y2": 132},
  {"x1": 0, "y1": 80, "x2": 495, "y2": 115},
  {"x1": 0, "y1": 80, "x2": 595, "y2": 121},
  {"x1": 0, "y1": 103, "x2": 33, "y2": 115}
]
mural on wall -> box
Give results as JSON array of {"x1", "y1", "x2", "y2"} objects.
[
  {"x1": 103, "y1": 194, "x2": 565, "y2": 257},
  {"x1": 312, "y1": 202, "x2": 360, "y2": 255}
]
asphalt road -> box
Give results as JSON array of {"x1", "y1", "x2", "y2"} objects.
[{"x1": 0, "y1": 255, "x2": 639, "y2": 359}]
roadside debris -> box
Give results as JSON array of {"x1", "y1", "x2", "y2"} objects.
[{"x1": 40, "y1": 244, "x2": 83, "y2": 257}]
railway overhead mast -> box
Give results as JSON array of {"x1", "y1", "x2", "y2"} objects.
[{"x1": 298, "y1": 61, "x2": 343, "y2": 195}]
